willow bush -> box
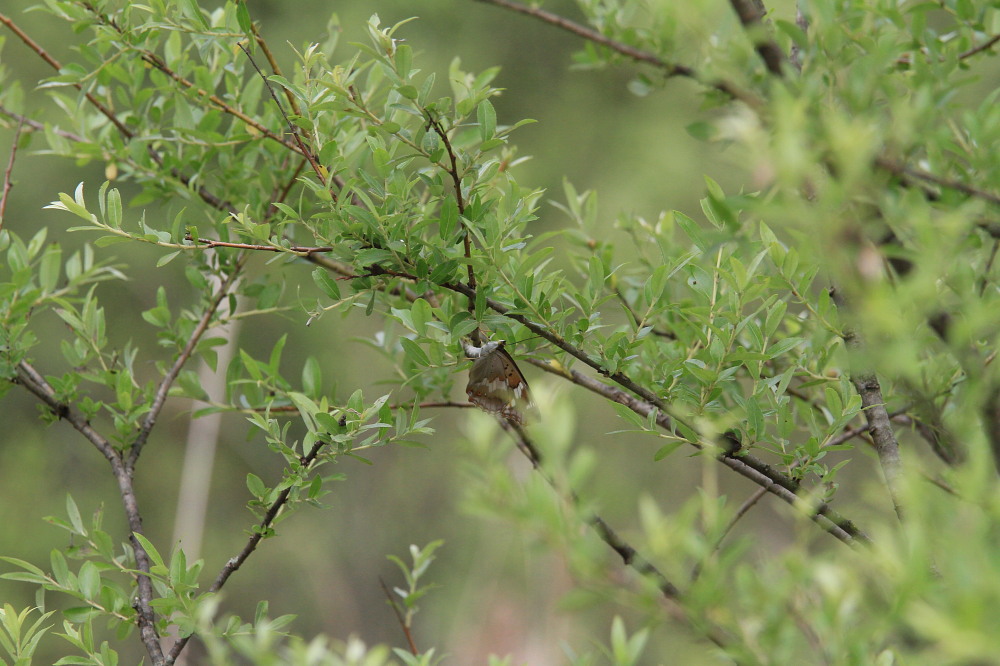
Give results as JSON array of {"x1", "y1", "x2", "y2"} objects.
[{"x1": 1, "y1": 0, "x2": 1000, "y2": 664}]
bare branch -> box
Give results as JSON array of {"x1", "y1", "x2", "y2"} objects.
[
  {"x1": 527, "y1": 358, "x2": 870, "y2": 546},
  {"x1": 472, "y1": 0, "x2": 762, "y2": 109},
  {"x1": 14, "y1": 362, "x2": 166, "y2": 665},
  {"x1": 875, "y1": 155, "x2": 1000, "y2": 207},
  {"x1": 690, "y1": 485, "x2": 769, "y2": 581},
  {"x1": 164, "y1": 437, "x2": 330, "y2": 664},
  {"x1": 959, "y1": 33, "x2": 1000, "y2": 60},
  {"x1": 379, "y1": 577, "x2": 419, "y2": 655},
  {"x1": 727, "y1": 0, "x2": 786, "y2": 76},
  {"x1": 0, "y1": 115, "x2": 24, "y2": 231},
  {"x1": 127, "y1": 260, "x2": 245, "y2": 469}
]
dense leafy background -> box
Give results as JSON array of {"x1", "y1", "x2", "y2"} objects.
[{"x1": 2, "y1": 0, "x2": 1000, "y2": 664}]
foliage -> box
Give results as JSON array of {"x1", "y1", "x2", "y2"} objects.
[{"x1": 1, "y1": 0, "x2": 1000, "y2": 664}]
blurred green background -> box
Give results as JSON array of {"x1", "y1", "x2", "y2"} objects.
[{"x1": 0, "y1": 0, "x2": 859, "y2": 663}]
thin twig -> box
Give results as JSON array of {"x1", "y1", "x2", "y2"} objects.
[
  {"x1": 0, "y1": 116, "x2": 24, "y2": 230},
  {"x1": 189, "y1": 237, "x2": 334, "y2": 255},
  {"x1": 690, "y1": 485, "x2": 769, "y2": 581},
  {"x1": 526, "y1": 358, "x2": 869, "y2": 546},
  {"x1": 727, "y1": 0, "x2": 785, "y2": 76},
  {"x1": 614, "y1": 288, "x2": 676, "y2": 339},
  {"x1": 127, "y1": 258, "x2": 245, "y2": 469},
  {"x1": 426, "y1": 116, "x2": 479, "y2": 337},
  {"x1": 14, "y1": 362, "x2": 166, "y2": 666},
  {"x1": 0, "y1": 12, "x2": 133, "y2": 139},
  {"x1": 165, "y1": 436, "x2": 330, "y2": 664},
  {"x1": 237, "y1": 43, "x2": 326, "y2": 183},
  {"x1": 499, "y1": 421, "x2": 734, "y2": 649},
  {"x1": 472, "y1": 0, "x2": 762, "y2": 109},
  {"x1": 959, "y1": 33, "x2": 1000, "y2": 60},
  {"x1": 875, "y1": 155, "x2": 1000, "y2": 207},
  {"x1": 379, "y1": 577, "x2": 419, "y2": 655}
]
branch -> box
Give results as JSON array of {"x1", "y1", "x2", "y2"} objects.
[
  {"x1": 426, "y1": 116, "x2": 479, "y2": 333},
  {"x1": 14, "y1": 362, "x2": 166, "y2": 665},
  {"x1": 0, "y1": 12, "x2": 133, "y2": 139},
  {"x1": 137, "y1": 50, "x2": 301, "y2": 154},
  {"x1": 875, "y1": 155, "x2": 1000, "y2": 207},
  {"x1": 164, "y1": 437, "x2": 330, "y2": 664},
  {"x1": 0, "y1": 115, "x2": 24, "y2": 231},
  {"x1": 500, "y1": 422, "x2": 734, "y2": 649},
  {"x1": 379, "y1": 577, "x2": 419, "y2": 655},
  {"x1": 844, "y1": 343, "x2": 904, "y2": 519},
  {"x1": 238, "y1": 43, "x2": 326, "y2": 183},
  {"x1": 188, "y1": 237, "x2": 334, "y2": 255},
  {"x1": 690, "y1": 485, "x2": 769, "y2": 581},
  {"x1": 527, "y1": 358, "x2": 870, "y2": 546},
  {"x1": 472, "y1": 0, "x2": 762, "y2": 109},
  {"x1": 127, "y1": 260, "x2": 245, "y2": 469},
  {"x1": 727, "y1": 0, "x2": 786, "y2": 76},
  {"x1": 959, "y1": 33, "x2": 1000, "y2": 60}
]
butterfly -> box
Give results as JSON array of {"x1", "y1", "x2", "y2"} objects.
[{"x1": 465, "y1": 340, "x2": 532, "y2": 425}]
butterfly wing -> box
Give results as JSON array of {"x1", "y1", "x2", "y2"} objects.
[{"x1": 466, "y1": 344, "x2": 532, "y2": 424}]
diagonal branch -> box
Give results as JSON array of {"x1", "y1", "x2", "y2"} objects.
[
  {"x1": 527, "y1": 358, "x2": 870, "y2": 546},
  {"x1": 127, "y1": 259, "x2": 246, "y2": 469},
  {"x1": 164, "y1": 436, "x2": 330, "y2": 665},
  {"x1": 0, "y1": 115, "x2": 25, "y2": 230},
  {"x1": 501, "y1": 422, "x2": 734, "y2": 649},
  {"x1": 14, "y1": 362, "x2": 166, "y2": 665},
  {"x1": 472, "y1": 0, "x2": 762, "y2": 109},
  {"x1": 727, "y1": 0, "x2": 785, "y2": 76}
]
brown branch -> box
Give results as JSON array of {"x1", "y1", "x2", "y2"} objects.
[
  {"x1": 237, "y1": 43, "x2": 326, "y2": 184},
  {"x1": 499, "y1": 421, "x2": 734, "y2": 649},
  {"x1": 165, "y1": 436, "x2": 330, "y2": 664},
  {"x1": 823, "y1": 408, "x2": 909, "y2": 449},
  {"x1": 472, "y1": 0, "x2": 762, "y2": 109},
  {"x1": 0, "y1": 12, "x2": 133, "y2": 138},
  {"x1": 0, "y1": 105, "x2": 84, "y2": 142},
  {"x1": 0, "y1": 115, "x2": 24, "y2": 230},
  {"x1": 189, "y1": 237, "x2": 334, "y2": 255},
  {"x1": 14, "y1": 362, "x2": 166, "y2": 665},
  {"x1": 614, "y1": 288, "x2": 676, "y2": 339},
  {"x1": 138, "y1": 50, "x2": 300, "y2": 154},
  {"x1": 252, "y1": 26, "x2": 303, "y2": 118},
  {"x1": 727, "y1": 0, "x2": 785, "y2": 76},
  {"x1": 526, "y1": 358, "x2": 869, "y2": 546},
  {"x1": 875, "y1": 155, "x2": 1000, "y2": 207},
  {"x1": 959, "y1": 33, "x2": 1000, "y2": 60},
  {"x1": 379, "y1": 577, "x2": 419, "y2": 655},
  {"x1": 127, "y1": 260, "x2": 245, "y2": 469},
  {"x1": 690, "y1": 485, "x2": 769, "y2": 581},
  {"x1": 426, "y1": 116, "x2": 479, "y2": 339}
]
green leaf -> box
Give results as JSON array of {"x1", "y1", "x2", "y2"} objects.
[
  {"x1": 312, "y1": 267, "x2": 341, "y2": 300},
  {"x1": 132, "y1": 533, "x2": 165, "y2": 572},
  {"x1": 477, "y1": 99, "x2": 496, "y2": 142},
  {"x1": 236, "y1": 0, "x2": 253, "y2": 35},
  {"x1": 66, "y1": 495, "x2": 86, "y2": 537},
  {"x1": 400, "y1": 337, "x2": 429, "y2": 367},
  {"x1": 653, "y1": 441, "x2": 684, "y2": 461},
  {"x1": 77, "y1": 562, "x2": 100, "y2": 600},
  {"x1": 246, "y1": 473, "x2": 266, "y2": 500}
]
